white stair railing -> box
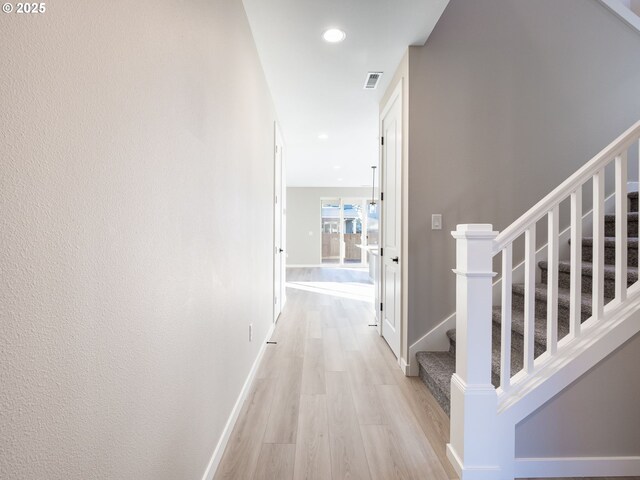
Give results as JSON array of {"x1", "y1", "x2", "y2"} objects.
[{"x1": 448, "y1": 120, "x2": 640, "y2": 479}]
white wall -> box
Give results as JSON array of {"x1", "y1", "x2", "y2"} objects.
[
  {"x1": 405, "y1": 0, "x2": 640, "y2": 345},
  {"x1": 286, "y1": 187, "x2": 371, "y2": 265},
  {"x1": 0, "y1": 1, "x2": 276, "y2": 479}
]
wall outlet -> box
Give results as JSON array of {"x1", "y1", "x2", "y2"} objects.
[
  {"x1": 249, "y1": 323, "x2": 253, "y2": 342},
  {"x1": 432, "y1": 214, "x2": 443, "y2": 230}
]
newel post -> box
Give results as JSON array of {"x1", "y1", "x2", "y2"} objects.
[{"x1": 447, "y1": 225, "x2": 511, "y2": 479}]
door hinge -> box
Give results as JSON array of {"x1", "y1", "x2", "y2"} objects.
[
  {"x1": 380, "y1": 247, "x2": 383, "y2": 257},
  {"x1": 381, "y1": 192, "x2": 384, "y2": 201},
  {"x1": 380, "y1": 302, "x2": 383, "y2": 311},
  {"x1": 381, "y1": 136, "x2": 384, "y2": 146}
]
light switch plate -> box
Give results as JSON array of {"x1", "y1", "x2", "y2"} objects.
[{"x1": 432, "y1": 214, "x2": 442, "y2": 230}]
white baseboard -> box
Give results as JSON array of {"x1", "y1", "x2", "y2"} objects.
[
  {"x1": 407, "y1": 312, "x2": 456, "y2": 376},
  {"x1": 400, "y1": 356, "x2": 412, "y2": 375},
  {"x1": 201, "y1": 322, "x2": 276, "y2": 480},
  {"x1": 446, "y1": 444, "x2": 503, "y2": 480},
  {"x1": 515, "y1": 456, "x2": 640, "y2": 477}
]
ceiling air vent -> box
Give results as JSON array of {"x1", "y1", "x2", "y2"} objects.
[{"x1": 364, "y1": 72, "x2": 383, "y2": 90}]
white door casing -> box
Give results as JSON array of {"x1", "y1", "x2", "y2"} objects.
[
  {"x1": 274, "y1": 124, "x2": 286, "y2": 322},
  {"x1": 380, "y1": 84, "x2": 403, "y2": 359}
]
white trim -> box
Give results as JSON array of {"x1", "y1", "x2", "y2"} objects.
[
  {"x1": 379, "y1": 78, "x2": 407, "y2": 366},
  {"x1": 273, "y1": 122, "x2": 286, "y2": 323},
  {"x1": 407, "y1": 312, "x2": 455, "y2": 376},
  {"x1": 201, "y1": 322, "x2": 276, "y2": 480},
  {"x1": 446, "y1": 444, "x2": 502, "y2": 480},
  {"x1": 515, "y1": 456, "x2": 640, "y2": 477},
  {"x1": 399, "y1": 357, "x2": 411, "y2": 375},
  {"x1": 599, "y1": 0, "x2": 640, "y2": 33}
]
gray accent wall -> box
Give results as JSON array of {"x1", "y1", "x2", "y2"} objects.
[
  {"x1": 287, "y1": 187, "x2": 371, "y2": 265},
  {"x1": 515, "y1": 332, "x2": 640, "y2": 457},
  {"x1": 0, "y1": 1, "x2": 277, "y2": 478},
  {"x1": 405, "y1": 0, "x2": 640, "y2": 346}
]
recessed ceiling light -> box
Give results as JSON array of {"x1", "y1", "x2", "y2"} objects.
[
  {"x1": 337, "y1": 178, "x2": 344, "y2": 182},
  {"x1": 318, "y1": 133, "x2": 329, "y2": 140},
  {"x1": 323, "y1": 28, "x2": 346, "y2": 43},
  {"x1": 333, "y1": 165, "x2": 341, "y2": 170}
]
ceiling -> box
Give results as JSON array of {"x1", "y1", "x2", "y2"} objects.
[{"x1": 242, "y1": 0, "x2": 450, "y2": 187}]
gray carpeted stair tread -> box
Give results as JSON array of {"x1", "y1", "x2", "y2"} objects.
[
  {"x1": 580, "y1": 237, "x2": 639, "y2": 265},
  {"x1": 416, "y1": 351, "x2": 455, "y2": 415},
  {"x1": 539, "y1": 259, "x2": 639, "y2": 281},
  {"x1": 539, "y1": 260, "x2": 639, "y2": 298},
  {"x1": 512, "y1": 282, "x2": 592, "y2": 313},
  {"x1": 581, "y1": 237, "x2": 639, "y2": 247},
  {"x1": 604, "y1": 212, "x2": 638, "y2": 236},
  {"x1": 491, "y1": 306, "x2": 563, "y2": 353},
  {"x1": 605, "y1": 211, "x2": 639, "y2": 222},
  {"x1": 447, "y1": 328, "x2": 524, "y2": 387}
]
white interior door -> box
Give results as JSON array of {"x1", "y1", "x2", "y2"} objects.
[
  {"x1": 274, "y1": 124, "x2": 285, "y2": 322},
  {"x1": 380, "y1": 87, "x2": 402, "y2": 358}
]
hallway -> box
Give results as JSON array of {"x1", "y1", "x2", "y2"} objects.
[{"x1": 214, "y1": 267, "x2": 455, "y2": 480}]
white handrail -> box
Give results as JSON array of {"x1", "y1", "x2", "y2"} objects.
[{"x1": 493, "y1": 120, "x2": 640, "y2": 254}]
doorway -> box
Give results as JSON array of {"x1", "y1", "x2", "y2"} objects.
[
  {"x1": 380, "y1": 82, "x2": 403, "y2": 359},
  {"x1": 321, "y1": 198, "x2": 368, "y2": 265},
  {"x1": 273, "y1": 123, "x2": 286, "y2": 322}
]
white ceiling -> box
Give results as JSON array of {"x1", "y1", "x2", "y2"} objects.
[{"x1": 242, "y1": 0, "x2": 449, "y2": 187}]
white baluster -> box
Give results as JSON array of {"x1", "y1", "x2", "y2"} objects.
[
  {"x1": 501, "y1": 245, "x2": 512, "y2": 391},
  {"x1": 615, "y1": 152, "x2": 628, "y2": 302},
  {"x1": 524, "y1": 225, "x2": 536, "y2": 374},
  {"x1": 593, "y1": 169, "x2": 605, "y2": 320},
  {"x1": 570, "y1": 189, "x2": 583, "y2": 338},
  {"x1": 547, "y1": 207, "x2": 559, "y2": 355}
]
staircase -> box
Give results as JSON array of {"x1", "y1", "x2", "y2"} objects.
[
  {"x1": 414, "y1": 120, "x2": 640, "y2": 479},
  {"x1": 416, "y1": 191, "x2": 640, "y2": 415}
]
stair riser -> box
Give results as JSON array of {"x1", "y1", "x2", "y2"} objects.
[
  {"x1": 418, "y1": 365, "x2": 451, "y2": 416},
  {"x1": 582, "y1": 244, "x2": 638, "y2": 266},
  {"x1": 604, "y1": 218, "x2": 638, "y2": 237},
  {"x1": 512, "y1": 290, "x2": 591, "y2": 323},
  {"x1": 540, "y1": 267, "x2": 638, "y2": 299},
  {"x1": 631, "y1": 196, "x2": 638, "y2": 213},
  {"x1": 491, "y1": 319, "x2": 546, "y2": 359},
  {"x1": 541, "y1": 268, "x2": 613, "y2": 299}
]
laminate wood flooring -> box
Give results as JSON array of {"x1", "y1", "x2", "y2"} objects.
[
  {"x1": 214, "y1": 267, "x2": 638, "y2": 480},
  {"x1": 214, "y1": 267, "x2": 453, "y2": 480}
]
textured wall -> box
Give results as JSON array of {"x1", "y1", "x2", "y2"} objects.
[
  {"x1": 405, "y1": 0, "x2": 640, "y2": 345},
  {"x1": 0, "y1": 1, "x2": 276, "y2": 479},
  {"x1": 286, "y1": 187, "x2": 371, "y2": 265}
]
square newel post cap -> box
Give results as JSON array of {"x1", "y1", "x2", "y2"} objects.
[{"x1": 451, "y1": 224, "x2": 498, "y2": 240}]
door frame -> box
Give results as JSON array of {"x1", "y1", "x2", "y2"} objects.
[
  {"x1": 273, "y1": 123, "x2": 286, "y2": 323},
  {"x1": 319, "y1": 197, "x2": 368, "y2": 266},
  {"x1": 379, "y1": 79, "x2": 409, "y2": 372}
]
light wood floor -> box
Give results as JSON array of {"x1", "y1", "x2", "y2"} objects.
[
  {"x1": 214, "y1": 266, "x2": 456, "y2": 480},
  {"x1": 214, "y1": 267, "x2": 639, "y2": 480}
]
